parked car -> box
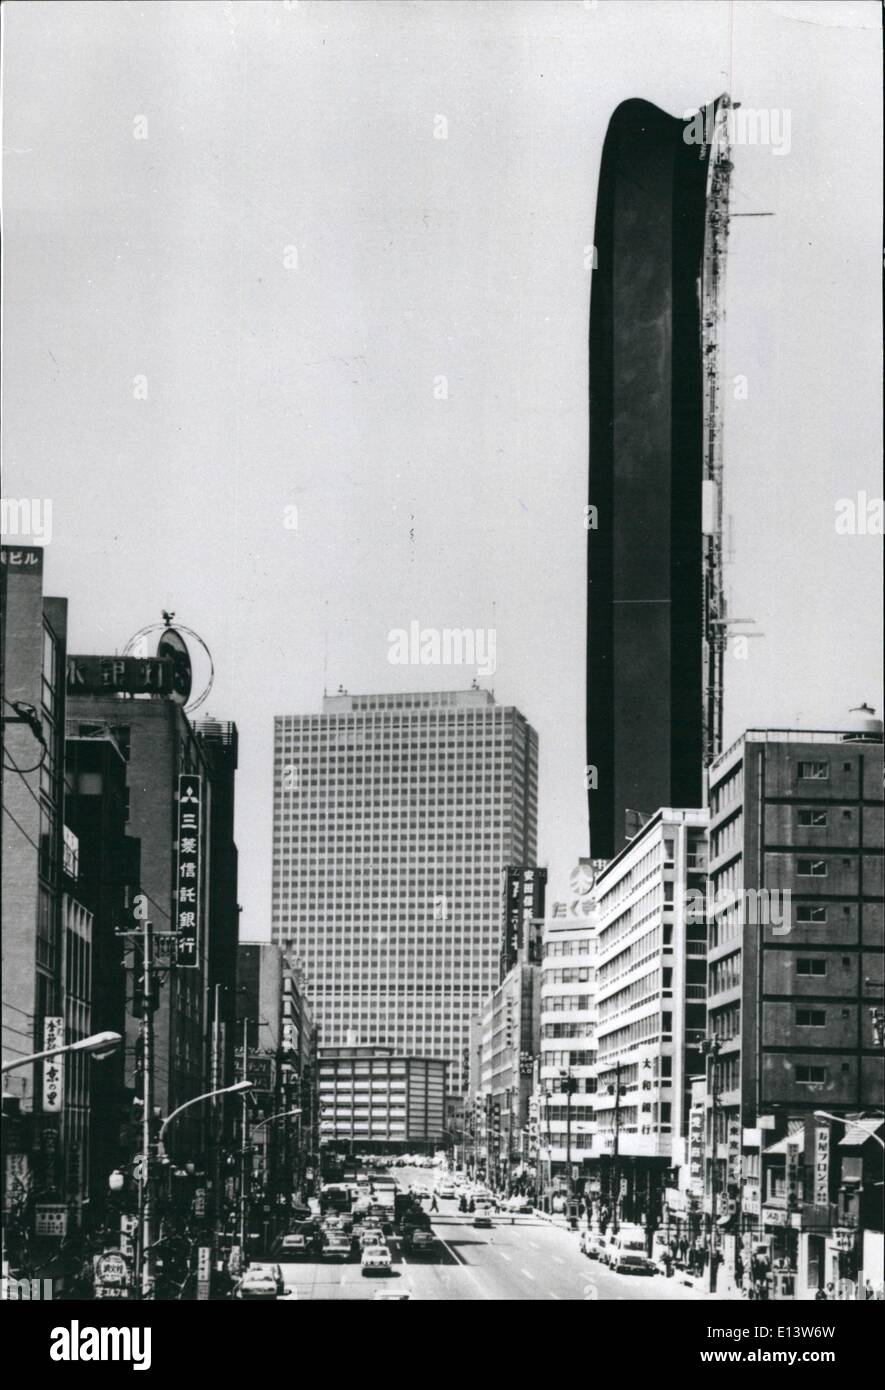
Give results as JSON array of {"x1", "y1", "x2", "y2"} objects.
[
  {"x1": 233, "y1": 1264, "x2": 284, "y2": 1300},
  {"x1": 579, "y1": 1230, "x2": 606, "y2": 1260},
  {"x1": 612, "y1": 1250, "x2": 655, "y2": 1276},
  {"x1": 505, "y1": 1195, "x2": 533, "y2": 1214},
  {"x1": 361, "y1": 1244, "x2": 393, "y2": 1276},
  {"x1": 597, "y1": 1236, "x2": 616, "y2": 1267}
]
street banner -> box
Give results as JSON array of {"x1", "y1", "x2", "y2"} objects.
[
  {"x1": 42, "y1": 1017, "x2": 64, "y2": 1112},
  {"x1": 175, "y1": 774, "x2": 202, "y2": 967},
  {"x1": 814, "y1": 1125, "x2": 830, "y2": 1206},
  {"x1": 785, "y1": 1139, "x2": 801, "y2": 1211},
  {"x1": 197, "y1": 1246, "x2": 212, "y2": 1301}
]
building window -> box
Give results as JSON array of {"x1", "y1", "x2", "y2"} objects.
[
  {"x1": 796, "y1": 905, "x2": 828, "y2": 923},
  {"x1": 798, "y1": 761, "x2": 829, "y2": 780},
  {"x1": 797, "y1": 860, "x2": 827, "y2": 877},
  {"x1": 796, "y1": 1065, "x2": 827, "y2": 1084},
  {"x1": 796, "y1": 1008, "x2": 826, "y2": 1027},
  {"x1": 796, "y1": 959, "x2": 827, "y2": 977},
  {"x1": 798, "y1": 809, "x2": 828, "y2": 828}
]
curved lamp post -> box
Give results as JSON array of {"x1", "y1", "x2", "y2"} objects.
[
  {"x1": 251, "y1": 1107, "x2": 302, "y2": 1136},
  {"x1": 158, "y1": 1079, "x2": 253, "y2": 1153},
  {"x1": 2, "y1": 1030, "x2": 122, "y2": 1073}
]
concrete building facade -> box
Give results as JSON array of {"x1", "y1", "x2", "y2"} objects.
[
  {"x1": 317, "y1": 1045, "x2": 447, "y2": 1152},
  {"x1": 272, "y1": 689, "x2": 538, "y2": 1094},
  {"x1": 593, "y1": 809, "x2": 709, "y2": 1228},
  {"x1": 537, "y1": 901, "x2": 598, "y2": 1203},
  {"x1": 706, "y1": 723, "x2": 884, "y2": 1290}
]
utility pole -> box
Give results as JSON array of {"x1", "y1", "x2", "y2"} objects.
[
  {"x1": 702, "y1": 1035, "x2": 722, "y2": 1294},
  {"x1": 565, "y1": 1079, "x2": 573, "y2": 1208},
  {"x1": 239, "y1": 1016, "x2": 249, "y2": 1254},
  {"x1": 211, "y1": 984, "x2": 222, "y2": 1235},
  {"x1": 560, "y1": 1067, "x2": 578, "y2": 1220},
  {"x1": 139, "y1": 919, "x2": 155, "y2": 1299},
  {"x1": 611, "y1": 1060, "x2": 622, "y2": 1236}
]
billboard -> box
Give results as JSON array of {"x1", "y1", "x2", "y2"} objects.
[
  {"x1": 66, "y1": 654, "x2": 177, "y2": 698},
  {"x1": 42, "y1": 1017, "x2": 64, "y2": 1112},
  {"x1": 500, "y1": 866, "x2": 547, "y2": 979}
]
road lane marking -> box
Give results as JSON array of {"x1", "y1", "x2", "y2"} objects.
[
  {"x1": 521, "y1": 1268, "x2": 535, "y2": 1281},
  {"x1": 553, "y1": 1256, "x2": 565, "y2": 1265},
  {"x1": 548, "y1": 1292, "x2": 561, "y2": 1299},
  {"x1": 496, "y1": 1250, "x2": 512, "y2": 1261},
  {"x1": 432, "y1": 1231, "x2": 491, "y2": 1300}
]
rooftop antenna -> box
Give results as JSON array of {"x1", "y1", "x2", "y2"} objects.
[
  {"x1": 323, "y1": 601, "x2": 329, "y2": 697},
  {"x1": 491, "y1": 599, "x2": 496, "y2": 697}
]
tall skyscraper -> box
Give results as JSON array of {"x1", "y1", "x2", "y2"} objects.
[
  {"x1": 272, "y1": 689, "x2": 539, "y2": 1094},
  {"x1": 587, "y1": 96, "x2": 732, "y2": 859}
]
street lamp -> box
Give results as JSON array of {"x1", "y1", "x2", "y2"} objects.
[
  {"x1": 700, "y1": 1035, "x2": 723, "y2": 1294},
  {"x1": 559, "y1": 1069, "x2": 579, "y2": 1223},
  {"x1": 158, "y1": 1080, "x2": 253, "y2": 1152},
  {"x1": 813, "y1": 1111, "x2": 885, "y2": 1152},
  {"x1": 251, "y1": 1107, "x2": 302, "y2": 1136},
  {"x1": 2, "y1": 1030, "x2": 122, "y2": 1073}
]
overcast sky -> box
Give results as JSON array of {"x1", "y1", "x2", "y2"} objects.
[{"x1": 3, "y1": 1, "x2": 881, "y2": 940}]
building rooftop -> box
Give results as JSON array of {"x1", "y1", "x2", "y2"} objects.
[{"x1": 320, "y1": 689, "x2": 496, "y2": 714}]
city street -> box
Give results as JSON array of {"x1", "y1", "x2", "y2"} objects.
[{"x1": 276, "y1": 1170, "x2": 705, "y2": 1302}]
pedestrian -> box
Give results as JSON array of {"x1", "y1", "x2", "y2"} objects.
[
  {"x1": 814, "y1": 1285, "x2": 828, "y2": 1301},
  {"x1": 865, "y1": 1280, "x2": 874, "y2": 1301},
  {"x1": 430, "y1": 1193, "x2": 439, "y2": 1213}
]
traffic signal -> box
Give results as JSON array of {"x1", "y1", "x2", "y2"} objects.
[{"x1": 131, "y1": 970, "x2": 159, "y2": 1016}]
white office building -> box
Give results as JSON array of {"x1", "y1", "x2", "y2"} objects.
[{"x1": 272, "y1": 689, "x2": 538, "y2": 1093}]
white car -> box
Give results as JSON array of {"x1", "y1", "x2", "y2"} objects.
[
  {"x1": 234, "y1": 1265, "x2": 282, "y2": 1300},
  {"x1": 579, "y1": 1230, "x2": 606, "y2": 1260},
  {"x1": 361, "y1": 1244, "x2": 393, "y2": 1276}
]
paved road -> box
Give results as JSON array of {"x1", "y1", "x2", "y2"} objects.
[{"x1": 276, "y1": 1168, "x2": 707, "y2": 1303}]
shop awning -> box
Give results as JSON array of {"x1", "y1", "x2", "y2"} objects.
[
  {"x1": 763, "y1": 1121, "x2": 805, "y2": 1156},
  {"x1": 839, "y1": 1120, "x2": 884, "y2": 1147}
]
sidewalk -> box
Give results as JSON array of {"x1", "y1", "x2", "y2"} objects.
[{"x1": 532, "y1": 1214, "x2": 737, "y2": 1300}]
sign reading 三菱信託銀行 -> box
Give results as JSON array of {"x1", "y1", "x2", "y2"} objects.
[{"x1": 175, "y1": 774, "x2": 201, "y2": 967}]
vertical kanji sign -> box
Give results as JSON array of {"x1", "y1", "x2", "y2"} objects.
[
  {"x1": 42, "y1": 1016, "x2": 64, "y2": 1111},
  {"x1": 175, "y1": 773, "x2": 202, "y2": 967}
]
